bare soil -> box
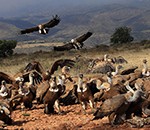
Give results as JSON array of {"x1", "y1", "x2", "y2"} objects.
[{"x1": 1, "y1": 102, "x2": 149, "y2": 130}]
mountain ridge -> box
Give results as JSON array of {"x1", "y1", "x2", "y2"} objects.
[{"x1": 0, "y1": 2, "x2": 149, "y2": 47}]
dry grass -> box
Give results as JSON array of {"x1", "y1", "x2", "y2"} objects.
[
  {"x1": 0, "y1": 46, "x2": 150, "y2": 76},
  {"x1": 16, "y1": 42, "x2": 64, "y2": 49}
]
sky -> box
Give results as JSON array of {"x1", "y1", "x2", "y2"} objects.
[{"x1": 0, "y1": 0, "x2": 127, "y2": 18}]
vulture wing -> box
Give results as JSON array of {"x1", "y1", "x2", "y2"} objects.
[
  {"x1": 20, "y1": 26, "x2": 39, "y2": 34},
  {"x1": 120, "y1": 66, "x2": 138, "y2": 75},
  {"x1": 0, "y1": 72, "x2": 14, "y2": 84},
  {"x1": 50, "y1": 59, "x2": 75, "y2": 74},
  {"x1": 43, "y1": 15, "x2": 60, "y2": 28},
  {"x1": 93, "y1": 95, "x2": 126, "y2": 119},
  {"x1": 91, "y1": 62, "x2": 115, "y2": 74},
  {"x1": 87, "y1": 81, "x2": 99, "y2": 96},
  {"x1": 21, "y1": 70, "x2": 43, "y2": 84},
  {"x1": 24, "y1": 61, "x2": 45, "y2": 74},
  {"x1": 112, "y1": 56, "x2": 128, "y2": 64},
  {"x1": 59, "y1": 85, "x2": 78, "y2": 105},
  {"x1": 75, "y1": 32, "x2": 93, "y2": 43},
  {"x1": 20, "y1": 15, "x2": 60, "y2": 34},
  {"x1": 53, "y1": 32, "x2": 92, "y2": 51}
]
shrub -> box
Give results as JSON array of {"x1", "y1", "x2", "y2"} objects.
[
  {"x1": 110, "y1": 26, "x2": 134, "y2": 44},
  {"x1": 0, "y1": 40, "x2": 17, "y2": 57}
]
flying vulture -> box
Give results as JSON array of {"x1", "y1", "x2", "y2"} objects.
[
  {"x1": 20, "y1": 15, "x2": 60, "y2": 35},
  {"x1": 53, "y1": 32, "x2": 93, "y2": 51}
]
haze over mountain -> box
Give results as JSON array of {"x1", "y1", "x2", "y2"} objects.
[
  {"x1": 1, "y1": 0, "x2": 149, "y2": 18},
  {"x1": 0, "y1": 0, "x2": 150, "y2": 46}
]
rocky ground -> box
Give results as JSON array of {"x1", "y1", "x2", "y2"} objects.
[{"x1": 0, "y1": 102, "x2": 149, "y2": 130}]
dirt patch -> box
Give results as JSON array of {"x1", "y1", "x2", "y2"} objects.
[{"x1": 1, "y1": 103, "x2": 149, "y2": 130}]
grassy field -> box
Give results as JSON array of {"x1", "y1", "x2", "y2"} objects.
[{"x1": 0, "y1": 44, "x2": 150, "y2": 77}]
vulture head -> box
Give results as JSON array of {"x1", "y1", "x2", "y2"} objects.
[{"x1": 143, "y1": 59, "x2": 147, "y2": 64}]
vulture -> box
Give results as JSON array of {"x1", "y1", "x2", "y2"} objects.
[
  {"x1": 53, "y1": 32, "x2": 93, "y2": 51},
  {"x1": 20, "y1": 15, "x2": 60, "y2": 35},
  {"x1": 120, "y1": 66, "x2": 138, "y2": 75},
  {"x1": 111, "y1": 56, "x2": 128, "y2": 64},
  {"x1": 0, "y1": 72, "x2": 14, "y2": 84},
  {"x1": 88, "y1": 59, "x2": 115, "y2": 74},
  {"x1": 23, "y1": 59, "x2": 75, "y2": 81},
  {"x1": 93, "y1": 83, "x2": 145, "y2": 125}
]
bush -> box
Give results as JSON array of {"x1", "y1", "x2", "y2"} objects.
[
  {"x1": 0, "y1": 40, "x2": 17, "y2": 57},
  {"x1": 110, "y1": 26, "x2": 134, "y2": 44}
]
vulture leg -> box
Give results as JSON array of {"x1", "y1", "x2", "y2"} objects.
[
  {"x1": 54, "y1": 100, "x2": 61, "y2": 114},
  {"x1": 89, "y1": 99, "x2": 95, "y2": 113},
  {"x1": 108, "y1": 112, "x2": 116, "y2": 125},
  {"x1": 81, "y1": 102, "x2": 87, "y2": 114}
]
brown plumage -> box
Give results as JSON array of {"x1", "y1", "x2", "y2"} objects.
[
  {"x1": 0, "y1": 99, "x2": 13, "y2": 125},
  {"x1": 36, "y1": 80, "x2": 50, "y2": 104},
  {"x1": 99, "y1": 83, "x2": 127, "y2": 102},
  {"x1": 50, "y1": 59, "x2": 75, "y2": 75},
  {"x1": 11, "y1": 72, "x2": 36, "y2": 110},
  {"x1": 89, "y1": 59, "x2": 115, "y2": 74},
  {"x1": 24, "y1": 61, "x2": 44, "y2": 74},
  {"x1": 23, "y1": 59, "x2": 75, "y2": 81},
  {"x1": 0, "y1": 72, "x2": 15, "y2": 84},
  {"x1": 120, "y1": 66, "x2": 138, "y2": 75},
  {"x1": 53, "y1": 32, "x2": 93, "y2": 51},
  {"x1": 59, "y1": 85, "x2": 78, "y2": 106},
  {"x1": 93, "y1": 85, "x2": 145, "y2": 125},
  {"x1": 42, "y1": 76, "x2": 63, "y2": 114},
  {"x1": 77, "y1": 74, "x2": 95, "y2": 114},
  {"x1": 11, "y1": 87, "x2": 36, "y2": 110},
  {"x1": 111, "y1": 56, "x2": 128, "y2": 64},
  {"x1": 20, "y1": 15, "x2": 60, "y2": 34}
]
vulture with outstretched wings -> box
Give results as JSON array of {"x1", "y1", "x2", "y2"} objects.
[
  {"x1": 24, "y1": 59, "x2": 75, "y2": 75},
  {"x1": 23, "y1": 59, "x2": 75, "y2": 81},
  {"x1": 24, "y1": 61, "x2": 45, "y2": 74},
  {"x1": 53, "y1": 32, "x2": 93, "y2": 51},
  {"x1": 20, "y1": 15, "x2": 60, "y2": 35},
  {"x1": 50, "y1": 59, "x2": 75, "y2": 74}
]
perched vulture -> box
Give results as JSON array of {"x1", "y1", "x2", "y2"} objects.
[
  {"x1": 93, "y1": 84, "x2": 145, "y2": 125},
  {"x1": 0, "y1": 72, "x2": 15, "y2": 84},
  {"x1": 20, "y1": 15, "x2": 60, "y2": 35},
  {"x1": 0, "y1": 99, "x2": 13, "y2": 125},
  {"x1": 88, "y1": 59, "x2": 115, "y2": 74},
  {"x1": 111, "y1": 56, "x2": 128, "y2": 64},
  {"x1": 53, "y1": 32, "x2": 93, "y2": 51}
]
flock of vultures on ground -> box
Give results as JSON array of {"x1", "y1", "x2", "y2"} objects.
[{"x1": 0, "y1": 15, "x2": 150, "y2": 128}]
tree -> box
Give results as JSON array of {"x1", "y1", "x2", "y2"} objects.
[
  {"x1": 0, "y1": 40, "x2": 17, "y2": 57},
  {"x1": 110, "y1": 26, "x2": 134, "y2": 44}
]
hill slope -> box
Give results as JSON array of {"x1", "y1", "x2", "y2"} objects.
[{"x1": 0, "y1": 2, "x2": 150, "y2": 47}]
